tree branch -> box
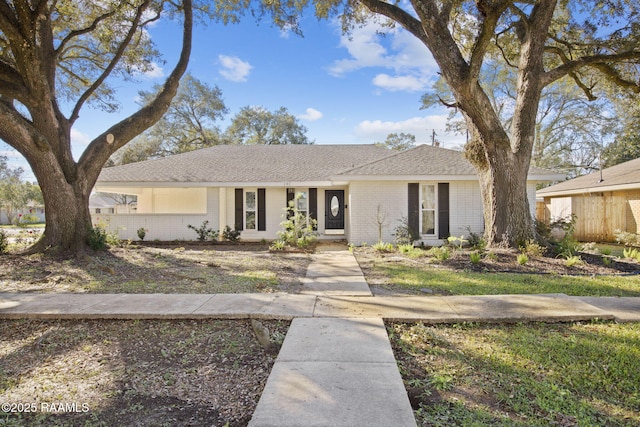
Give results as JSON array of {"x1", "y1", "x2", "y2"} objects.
[
  {"x1": 0, "y1": 96, "x2": 49, "y2": 153},
  {"x1": 542, "y1": 50, "x2": 640, "y2": 88},
  {"x1": 54, "y1": 9, "x2": 117, "y2": 58},
  {"x1": 78, "y1": 0, "x2": 193, "y2": 185},
  {"x1": 468, "y1": 0, "x2": 510, "y2": 80},
  {"x1": 69, "y1": 0, "x2": 153, "y2": 123}
]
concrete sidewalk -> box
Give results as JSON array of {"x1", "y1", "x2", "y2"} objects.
[{"x1": 2, "y1": 292, "x2": 636, "y2": 322}]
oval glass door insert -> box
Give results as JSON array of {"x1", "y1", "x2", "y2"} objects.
[{"x1": 330, "y1": 195, "x2": 340, "y2": 217}]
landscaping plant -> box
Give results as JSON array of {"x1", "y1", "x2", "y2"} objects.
[{"x1": 187, "y1": 221, "x2": 219, "y2": 242}]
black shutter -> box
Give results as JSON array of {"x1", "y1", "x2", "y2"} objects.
[
  {"x1": 438, "y1": 183, "x2": 450, "y2": 239},
  {"x1": 258, "y1": 188, "x2": 266, "y2": 231},
  {"x1": 286, "y1": 188, "x2": 295, "y2": 219},
  {"x1": 408, "y1": 183, "x2": 420, "y2": 240},
  {"x1": 235, "y1": 188, "x2": 243, "y2": 231},
  {"x1": 309, "y1": 188, "x2": 318, "y2": 230}
]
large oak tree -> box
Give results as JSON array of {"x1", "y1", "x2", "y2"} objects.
[
  {"x1": 347, "y1": 0, "x2": 640, "y2": 245},
  {"x1": 0, "y1": 0, "x2": 193, "y2": 253}
]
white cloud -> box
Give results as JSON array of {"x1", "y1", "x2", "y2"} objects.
[
  {"x1": 143, "y1": 62, "x2": 165, "y2": 78},
  {"x1": 372, "y1": 73, "x2": 428, "y2": 92},
  {"x1": 355, "y1": 115, "x2": 466, "y2": 148},
  {"x1": 218, "y1": 55, "x2": 253, "y2": 82},
  {"x1": 71, "y1": 128, "x2": 92, "y2": 148},
  {"x1": 328, "y1": 21, "x2": 438, "y2": 93},
  {"x1": 298, "y1": 107, "x2": 323, "y2": 121}
]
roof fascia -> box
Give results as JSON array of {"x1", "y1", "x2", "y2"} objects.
[{"x1": 537, "y1": 182, "x2": 640, "y2": 198}]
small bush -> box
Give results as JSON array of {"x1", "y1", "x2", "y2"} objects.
[
  {"x1": 520, "y1": 239, "x2": 545, "y2": 257},
  {"x1": 429, "y1": 247, "x2": 450, "y2": 261},
  {"x1": 599, "y1": 247, "x2": 612, "y2": 256},
  {"x1": 466, "y1": 226, "x2": 486, "y2": 251},
  {"x1": 470, "y1": 251, "x2": 482, "y2": 264},
  {"x1": 517, "y1": 253, "x2": 529, "y2": 265},
  {"x1": 87, "y1": 225, "x2": 108, "y2": 251},
  {"x1": 277, "y1": 197, "x2": 318, "y2": 249},
  {"x1": 447, "y1": 235, "x2": 468, "y2": 250},
  {"x1": 269, "y1": 240, "x2": 285, "y2": 251},
  {"x1": 602, "y1": 257, "x2": 613, "y2": 267},
  {"x1": 623, "y1": 247, "x2": 640, "y2": 261},
  {"x1": 485, "y1": 251, "x2": 497, "y2": 262},
  {"x1": 137, "y1": 227, "x2": 147, "y2": 241},
  {"x1": 0, "y1": 230, "x2": 8, "y2": 254},
  {"x1": 397, "y1": 244, "x2": 414, "y2": 254},
  {"x1": 373, "y1": 241, "x2": 394, "y2": 252},
  {"x1": 565, "y1": 255, "x2": 583, "y2": 267},
  {"x1": 615, "y1": 229, "x2": 639, "y2": 247},
  {"x1": 393, "y1": 216, "x2": 416, "y2": 245},
  {"x1": 188, "y1": 221, "x2": 218, "y2": 241},
  {"x1": 17, "y1": 213, "x2": 40, "y2": 227},
  {"x1": 222, "y1": 225, "x2": 241, "y2": 242}
]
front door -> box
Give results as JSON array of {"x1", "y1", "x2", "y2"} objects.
[{"x1": 325, "y1": 190, "x2": 345, "y2": 230}]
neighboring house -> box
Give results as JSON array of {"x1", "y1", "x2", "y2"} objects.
[
  {"x1": 94, "y1": 144, "x2": 562, "y2": 245},
  {"x1": 0, "y1": 203, "x2": 45, "y2": 225},
  {"x1": 89, "y1": 193, "x2": 136, "y2": 214},
  {"x1": 537, "y1": 157, "x2": 640, "y2": 242}
]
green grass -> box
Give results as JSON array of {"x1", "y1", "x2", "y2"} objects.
[
  {"x1": 380, "y1": 264, "x2": 640, "y2": 296},
  {"x1": 390, "y1": 321, "x2": 640, "y2": 426}
]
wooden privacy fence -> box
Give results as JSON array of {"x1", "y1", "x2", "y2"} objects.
[{"x1": 539, "y1": 190, "x2": 640, "y2": 242}]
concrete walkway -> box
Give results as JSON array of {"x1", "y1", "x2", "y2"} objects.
[{"x1": 1, "y1": 247, "x2": 640, "y2": 427}]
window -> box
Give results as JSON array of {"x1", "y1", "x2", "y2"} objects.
[
  {"x1": 296, "y1": 191, "x2": 308, "y2": 218},
  {"x1": 245, "y1": 190, "x2": 256, "y2": 230},
  {"x1": 421, "y1": 184, "x2": 436, "y2": 235}
]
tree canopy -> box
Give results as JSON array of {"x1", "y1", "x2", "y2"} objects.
[
  {"x1": 0, "y1": 0, "x2": 195, "y2": 252},
  {"x1": 224, "y1": 106, "x2": 312, "y2": 145}
]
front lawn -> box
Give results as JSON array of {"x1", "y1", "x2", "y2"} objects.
[
  {"x1": 0, "y1": 318, "x2": 288, "y2": 426},
  {"x1": 355, "y1": 247, "x2": 640, "y2": 297},
  {"x1": 0, "y1": 244, "x2": 310, "y2": 294},
  {"x1": 389, "y1": 321, "x2": 640, "y2": 426}
]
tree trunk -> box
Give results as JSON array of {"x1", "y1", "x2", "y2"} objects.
[
  {"x1": 471, "y1": 138, "x2": 534, "y2": 247},
  {"x1": 26, "y1": 150, "x2": 95, "y2": 254}
]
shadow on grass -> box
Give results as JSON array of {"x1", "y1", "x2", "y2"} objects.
[
  {"x1": 0, "y1": 245, "x2": 310, "y2": 294},
  {"x1": 0, "y1": 318, "x2": 289, "y2": 427}
]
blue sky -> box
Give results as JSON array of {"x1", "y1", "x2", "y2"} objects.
[{"x1": 2, "y1": 12, "x2": 467, "y2": 180}]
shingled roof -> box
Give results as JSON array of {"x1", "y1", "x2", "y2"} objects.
[
  {"x1": 538, "y1": 157, "x2": 640, "y2": 197},
  {"x1": 335, "y1": 144, "x2": 561, "y2": 179},
  {"x1": 98, "y1": 144, "x2": 392, "y2": 184},
  {"x1": 98, "y1": 143, "x2": 562, "y2": 185}
]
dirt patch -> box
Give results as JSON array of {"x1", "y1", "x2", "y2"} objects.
[
  {"x1": 0, "y1": 244, "x2": 310, "y2": 294},
  {"x1": 0, "y1": 318, "x2": 289, "y2": 426}
]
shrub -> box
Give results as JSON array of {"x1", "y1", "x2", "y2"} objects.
[
  {"x1": 447, "y1": 235, "x2": 468, "y2": 250},
  {"x1": 277, "y1": 197, "x2": 318, "y2": 249},
  {"x1": 17, "y1": 213, "x2": 40, "y2": 227},
  {"x1": 466, "y1": 226, "x2": 486, "y2": 251},
  {"x1": 469, "y1": 251, "x2": 482, "y2": 264},
  {"x1": 517, "y1": 253, "x2": 529, "y2": 265},
  {"x1": 87, "y1": 225, "x2": 108, "y2": 251},
  {"x1": 565, "y1": 255, "x2": 583, "y2": 267},
  {"x1": 373, "y1": 241, "x2": 394, "y2": 252},
  {"x1": 429, "y1": 247, "x2": 450, "y2": 261},
  {"x1": 187, "y1": 221, "x2": 218, "y2": 241},
  {"x1": 520, "y1": 239, "x2": 545, "y2": 257},
  {"x1": 615, "y1": 229, "x2": 639, "y2": 247},
  {"x1": 599, "y1": 247, "x2": 612, "y2": 256},
  {"x1": 393, "y1": 216, "x2": 416, "y2": 245},
  {"x1": 137, "y1": 227, "x2": 147, "y2": 241},
  {"x1": 623, "y1": 247, "x2": 640, "y2": 260},
  {"x1": 602, "y1": 257, "x2": 613, "y2": 266},
  {"x1": 0, "y1": 230, "x2": 8, "y2": 254},
  {"x1": 269, "y1": 240, "x2": 285, "y2": 251},
  {"x1": 222, "y1": 225, "x2": 241, "y2": 242},
  {"x1": 397, "y1": 244, "x2": 414, "y2": 254}
]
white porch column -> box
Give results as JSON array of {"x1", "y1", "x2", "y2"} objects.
[{"x1": 219, "y1": 187, "x2": 227, "y2": 233}]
